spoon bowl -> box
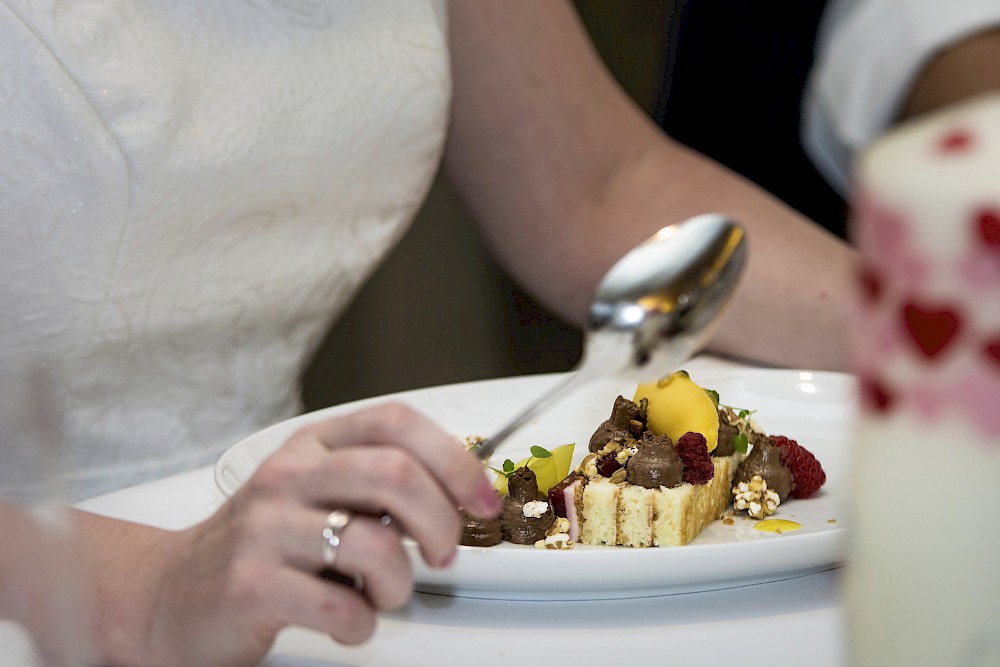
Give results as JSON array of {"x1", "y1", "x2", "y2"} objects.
[{"x1": 475, "y1": 213, "x2": 746, "y2": 461}]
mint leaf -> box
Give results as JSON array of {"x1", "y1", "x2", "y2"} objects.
[
  {"x1": 733, "y1": 432, "x2": 749, "y2": 454},
  {"x1": 530, "y1": 445, "x2": 552, "y2": 459}
]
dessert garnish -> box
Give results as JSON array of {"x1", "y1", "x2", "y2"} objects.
[
  {"x1": 535, "y1": 517, "x2": 573, "y2": 550},
  {"x1": 492, "y1": 443, "x2": 575, "y2": 496},
  {"x1": 588, "y1": 394, "x2": 646, "y2": 452},
  {"x1": 459, "y1": 507, "x2": 503, "y2": 547},
  {"x1": 732, "y1": 475, "x2": 780, "y2": 519},
  {"x1": 500, "y1": 466, "x2": 555, "y2": 545},
  {"x1": 769, "y1": 435, "x2": 826, "y2": 499},
  {"x1": 625, "y1": 431, "x2": 683, "y2": 489},
  {"x1": 674, "y1": 432, "x2": 715, "y2": 484},
  {"x1": 715, "y1": 400, "x2": 766, "y2": 455},
  {"x1": 754, "y1": 518, "x2": 802, "y2": 534},
  {"x1": 635, "y1": 370, "x2": 720, "y2": 452},
  {"x1": 733, "y1": 439, "x2": 794, "y2": 502}
]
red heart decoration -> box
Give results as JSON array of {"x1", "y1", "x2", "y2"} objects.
[
  {"x1": 860, "y1": 375, "x2": 895, "y2": 414},
  {"x1": 978, "y1": 209, "x2": 1000, "y2": 248},
  {"x1": 903, "y1": 301, "x2": 962, "y2": 358},
  {"x1": 938, "y1": 129, "x2": 973, "y2": 153}
]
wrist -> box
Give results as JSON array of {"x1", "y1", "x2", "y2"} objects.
[{"x1": 74, "y1": 511, "x2": 193, "y2": 667}]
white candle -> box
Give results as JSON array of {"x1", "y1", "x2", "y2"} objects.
[{"x1": 847, "y1": 93, "x2": 1000, "y2": 666}]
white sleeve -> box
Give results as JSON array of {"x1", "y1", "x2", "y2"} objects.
[{"x1": 802, "y1": 0, "x2": 1000, "y2": 194}]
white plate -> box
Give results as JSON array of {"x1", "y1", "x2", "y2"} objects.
[{"x1": 215, "y1": 363, "x2": 854, "y2": 600}]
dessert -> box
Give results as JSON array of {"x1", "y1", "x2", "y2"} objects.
[
  {"x1": 555, "y1": 384, "x2": 741, "y2": 547},
  {"x1": 476, "y1": 369, "x2": 826, "y2": 549}
]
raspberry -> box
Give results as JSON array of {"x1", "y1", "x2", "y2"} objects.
[
  {"x1": 770, "y1": 435, "x2": 826, "y2": 499},
  {"x1": 596, "y1": 453, "x2": 623, "y2": 478},
  {"x1": 675, "y1": 432, "x2": 714, "y2": 485}
]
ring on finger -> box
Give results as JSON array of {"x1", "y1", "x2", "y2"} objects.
[{"x1": 321, "y1": 509, "x2": 352, "y2": 568}]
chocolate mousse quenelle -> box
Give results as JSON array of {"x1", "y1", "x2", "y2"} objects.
[
  {"x1": 500, "y1": 467, "x2": 555, "y2": 545},
  {"x1": 731, "y1": 439, "x2": 794, "y2": 502},
  {"x1": 625, "y1": 432, "x2": 684, "y2": 489},
  {"x1": 459, "y1": 507, "x2": 503, "y2": 547}
]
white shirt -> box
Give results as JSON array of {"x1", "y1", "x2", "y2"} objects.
[
  {"x1": 803, "y1": 0, "x2": 1000, "y2": 194},
  {"x1": 0, "y1": 0, "x2": 450, "y2": 500}
]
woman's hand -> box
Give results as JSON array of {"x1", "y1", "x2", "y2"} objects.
[{"x1": 77, "y1": 403, "x2": 500, "y2": 667}]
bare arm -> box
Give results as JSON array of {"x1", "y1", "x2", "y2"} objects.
[
  {"x1": 2, "y1": 406, "x2": 500, "y2": 667},
  {"x1": 443, "y1": 0, "x2": 854, "y2": 371}
]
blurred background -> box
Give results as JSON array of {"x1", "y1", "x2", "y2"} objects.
[{"x1": 302, "y1": 1, "x2": 675, "y2": 410}]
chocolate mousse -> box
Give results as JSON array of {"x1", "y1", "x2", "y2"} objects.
[
  {"x1": 715, "y1": 420, "x2": 738, "y2": 457},
  {"x1": 459, "y1": 509, "x2": 502, "y2": 547},
  {"x1": 625, "y1": 431, "x2": 684, "y2": 489},
  {"x1": 733, "y1": 440, "x2": 794, "y2": 501},
  {"x1": 501, "y1": 467, "x2": 555, "y2": 544},
  {"x1": 588, "y1": 395, "x2": 647, "y2": 452}
]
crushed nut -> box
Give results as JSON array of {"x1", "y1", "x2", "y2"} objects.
[
  {"x1": 615, "y1": 444, "x2": 638, "y2": 465},
  {"x1": 579, "y1": 453, "x2": 600, "y2": 479},
  {"x1": 732, "y1": 475, "x2": 781, "y2": 519},
  {"x1": 600, "y1": 441, "x2": 619, "y2": 456},
  {"x1": 535, "y1": 517, "x2": 574, "y2": 549},
  {"x1": 609, "y1": 467, "x2": 628, "y2": 484}
]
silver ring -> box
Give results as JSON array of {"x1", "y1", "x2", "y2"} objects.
[{"x1": 321, "y1": 510, "x2": 352, "y2": 568}]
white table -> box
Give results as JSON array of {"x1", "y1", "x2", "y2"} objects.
[{"x1": 75, "y1": 356, "x2": 849, "y2": 667}]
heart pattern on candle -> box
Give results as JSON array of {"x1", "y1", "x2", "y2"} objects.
[
  {"x1": 978, "y1": 209, "x2": 1000, "y2": 248},
  {"x1": 937, "y1": 128, "x2": 974, "y2": 154},
  {"x1": 852, "y1": 108, "x2": 1000, "y2": 440},
  {"x1": 860, "y1": 375, "x2": 894, "y2": 413},
  {"x1": 903, "y1": 302, "x2": 962, "y2": 358}
]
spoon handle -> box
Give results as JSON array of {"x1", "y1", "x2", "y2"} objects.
[{"x1": 473, "y1": 370, "x2": 588, "y2": 462}]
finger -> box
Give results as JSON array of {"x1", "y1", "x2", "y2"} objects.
[
  {"x1": 286, "y1": 510, "x2": 414, "y2": 610},
  {"x1": 295, "y1": 403, "x2": 502, "y2": 518},
  {"x1": 323, "y1": 514, "x2": 414, "y2": 610},
  {"x1": 247, "y1": 438, "x2": 463, "y2": 567},
  {"x1": 293, "y1": 446, "x2": 463, "y2": 568},
  {"x1": 248, "y1": 566, "x2": 377, "y2": 646}
]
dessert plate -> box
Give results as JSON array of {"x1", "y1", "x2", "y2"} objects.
[{"x1": 215, "y1": 361, "x2": 854, "y2": 600}]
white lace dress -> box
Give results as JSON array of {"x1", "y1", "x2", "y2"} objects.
[{"x1": 0, "y1": 0, "x2": 450, "y2": 499}]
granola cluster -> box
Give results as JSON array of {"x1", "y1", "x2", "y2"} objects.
[{"x1": 732, "y1": 474, "x2": 781, "y2": 519}]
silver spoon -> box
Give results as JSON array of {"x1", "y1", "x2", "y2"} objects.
[{"x1": 474, "y1": 212, "x2": 746, "y2": 462}]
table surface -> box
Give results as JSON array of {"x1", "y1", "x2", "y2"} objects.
[{"x1": 74, "y1": 357, "x2": 849, "y2": 667}]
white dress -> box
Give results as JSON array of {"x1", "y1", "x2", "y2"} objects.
[{"x1": 0, "y1": 0, "x2": 451, "y2": 500}]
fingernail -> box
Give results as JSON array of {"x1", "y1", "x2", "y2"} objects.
[
  {"x1": 476, "y1": 480, "x2": 502, "y2": 515},
  {"x1": 440, "y1": 548, "x2": 457, "y2": 568}
]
